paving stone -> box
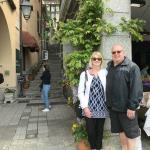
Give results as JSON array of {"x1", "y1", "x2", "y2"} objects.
[
  {"x1": 9, "y1": 145, "x2": 28, "y2": 150},
  {"x1": 21, "y1": 112, "x2": 30, "y2": 117},
  {"x1": 37, "y1": 143, "x2": 66, "y2": 150},
  {"x1": 38, "y1": 116, "x2": 47, "y2": 121},
  {"x1": 13, "y1": 127, "x2": 27, "y2": 140},
  {"x1": 38, "y1": 122, "x2": 47, "y2": 126},
  {"x1": 18, "y1": 119, "x2": 28, "y2": 127},
  {"x1": 11, "y1": 139, "x2": 24, "y2": 146},
  {"x1": 0, "y1": 140, "x2": 12, "y2": 150},
  {"x1": 37, "y1": 133, "x2": 49, "y2": 138},
  {"x1": 23, "y1": 108, "x2": 31, "y2": 113},
  {"x1": 26, "y1": 133, "x2": 37, "y2": 139},
  {"x1": 0, "y1": 104, "x2": 26, "y2": 126},
  {"x1": 0, "y1": 126, "x2": 16, "y2": 140},
  {"x1": 38, "y1": 111, "x2": 47, "y2": 117},
  {"x1": 21, "y1": 116, "x2": 29, "y2": 119},
  {"x1": 38, "y1": 126, "x2": 48, "y2": 134},
  {"x1": 29, "y1": 118, "x2": 38, "y2": 123},
  {"x1": 27, "y1": 123, "x2": 37, "y2": 130}
]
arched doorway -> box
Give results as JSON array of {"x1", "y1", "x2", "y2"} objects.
[{"x1": 0, "y1": 8, "x2": 12, "y2": 86}]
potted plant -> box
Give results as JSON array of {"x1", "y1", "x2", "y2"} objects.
[
  {"x1": 28, "y1": 67, "x2": 35, "y2": 81},
  {"x1": 23, "y1": 80, "x2": 30, "y2": 89},
  {"x1": 4, "y1": 88, "x2": 16, "y2": 103},
  {"x1": 72, "y1": 121, "x2": 90, "y2": 150},
  {"x1": 62, "y1": 79, "x2": 72, "y2": 99}
]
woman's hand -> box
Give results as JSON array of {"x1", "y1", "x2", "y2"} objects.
[{"x1": 83, "y1": 107, "x2": 92, "y2": 118}]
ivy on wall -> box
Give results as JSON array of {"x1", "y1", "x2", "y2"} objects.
[
  {"x1": 119, "y1": 17, "x2": 145, "y2": 42},
  {"x1": 55, "y1": 0, "x2": 117, "y2": 51},
  {"x1": 54, "y1": 0, "x2": 145, "y2": 86}
]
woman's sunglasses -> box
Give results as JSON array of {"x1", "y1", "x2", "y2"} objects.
[{"x1": 92, "y1": 57, "x2": 102, "y2": 61}]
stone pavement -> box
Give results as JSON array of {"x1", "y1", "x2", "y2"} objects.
[
  {"x1": 0, "y1": 101, "x2": 76, "y2": 150},
  {"x1": 0, "y1": 101, "x2": 150, "y2": 150}
]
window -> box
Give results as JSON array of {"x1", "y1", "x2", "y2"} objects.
[
  {"x1": 37, "y1": 11, "x2": 41, "y2": 35},
  {"x1": 16, "y1": 49, "x2": 21, "y2": 73}
]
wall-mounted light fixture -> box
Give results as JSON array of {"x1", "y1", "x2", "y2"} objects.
[
  {"x1": 21, "y1": 0, "x2": 33, "y2": 20},
  {"x1": 18, "y1": 0, "x2": 33, "y2": 97},
  {"x1": 131, "y1": 0, "x2": 146, "y2": 7}
]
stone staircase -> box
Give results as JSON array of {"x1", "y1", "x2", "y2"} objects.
[
  {"x1": 48, "y1": 44, "x2": 64, "y2": 99},
  {"x1": 19, "y1": 44, "x2": 66, "y2": 105}
]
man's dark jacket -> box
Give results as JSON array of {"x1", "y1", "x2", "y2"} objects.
[{"x1": 106, "y1": 57, "x2": 143, "y2": 112}]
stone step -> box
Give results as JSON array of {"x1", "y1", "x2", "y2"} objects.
[
  {"x1": 48, "y1": 56, "x2": 61, "y2": 59},
  {"x1": 30, "y1": 78, "x2": 62, "y2": 83},
  {"x1": 25, "y1": 88, "x2": 63, "y2": 96},
  {"x1": 25, "y1": 93, "x2": 64, "y2": 99},
  {"x1": 26, "y1": 88, "x2": 62, "y2": 93},
  {"x1": 17, "y1": 96, "x2": 66, "y2": 104},
  {"x1": 28, "y1": 101, "x2": 67, "y2": 106},
  {"x1": 28, "y1": 83, "x2": 62, "y2": 89},
  {"x1": 49, "y1": 64, "x2": 61, "y2": 68},
  {"x1": 29, "y1": 79, "x2": 41, "y2": 82},
  {"x1": 48, "y1": 54, "x2": 61, "y2": 58},
  {"x1": 48, "y1": 59, "x2": 61, "y2": 62},
  {"x1": 49, "y1": 66, "x2": 61, "y2": 69},
  {"x1": 26, "y1": 90, "x2": 63, "y2": 95},
  {"x1": 35, "y1": 70, "x2": 62, "y2": 75},
  {"x1": 48, "y1": 54, "x2": 61, "y2": 56},
  {"x1": 48, "y1": 58, "x2": 61, "y2": 62},
  {"x1": 50, "y1": 72, "x2": 62, "y2": 75}
]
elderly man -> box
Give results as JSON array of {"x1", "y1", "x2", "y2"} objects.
[{"x1": 106, "y1": 44, "x2": 143, "y2": 150}]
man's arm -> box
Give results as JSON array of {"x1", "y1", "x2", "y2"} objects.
[{"x1": 128, "y1": 64, "x2": 143, "y2": 111}]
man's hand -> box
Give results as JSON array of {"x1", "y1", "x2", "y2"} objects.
[
  {"x1": 127, "y1": 109, "x2": 135, "y2": 119},
  {"x1": 83, "y1": 107, "x2": 92, "y2": 118}
]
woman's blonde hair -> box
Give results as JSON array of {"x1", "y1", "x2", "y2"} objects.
[{"x1": 89, "y1": 51, "x2": 103, "y2": 68}]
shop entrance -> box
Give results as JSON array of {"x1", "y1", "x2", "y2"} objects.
[{"x1": 132, "y1": 41, "x2": 150, "y2": 70}]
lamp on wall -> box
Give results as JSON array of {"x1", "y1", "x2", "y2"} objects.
[
  {"x1": 131, "y1": 0, "x2": 146, "y2": 7},
  {"x1": 18, "y1": 0, "x2": 33, "y2": 97},
  {"x1": 21, "y1": 0, "x2": 33, "y2": 20}
]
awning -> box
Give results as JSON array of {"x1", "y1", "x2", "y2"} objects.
[{"x1": 22, "y1": 31, "x2": 39, "y2": 52}]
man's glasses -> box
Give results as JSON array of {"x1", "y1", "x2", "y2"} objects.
[
  {"x1": 112, "y1": 50, "x2": 122, "y2": 55},
  {"x1": 92, "y1": 57, "x2": 102, "y2": 61}
]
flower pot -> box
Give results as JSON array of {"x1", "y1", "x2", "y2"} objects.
[
  {"x1": 23, "y1": 81, "x2": 30, "y2": 89},
  {"x1": 28, "y1": 74, "x2": 34, "y2": 81},
  {"x1": 63, "y1": 85, "x2": 72, "y2": 99},
  {"x1": 76, "y1": 140, "x2": 91, "y2": 150},
  {"x1": 4, "y1": 93, "x2": 15, "y2": 103}
]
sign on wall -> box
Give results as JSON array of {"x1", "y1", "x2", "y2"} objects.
[{"x1": 42, "y1": 50, "x2": 48, "y2": 60}]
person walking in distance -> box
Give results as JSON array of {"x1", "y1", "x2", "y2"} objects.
[
  {"x1": 40, "y1": 64, "x2": 51, "y2": 112},
  {"x1": 106, "y1": 44, "x2": 143, "y2": 150},
  {"x1": 78, "y1": 51, "x2": 109, "y2": 150}
]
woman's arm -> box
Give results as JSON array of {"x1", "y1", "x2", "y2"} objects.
[{"x1": 78, "y1": 72, "x2": 89, "y2": 109}]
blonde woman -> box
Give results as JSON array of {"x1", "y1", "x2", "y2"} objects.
[{"x1": 78, "y1": 51, "x2": 109, "y2": 150}]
